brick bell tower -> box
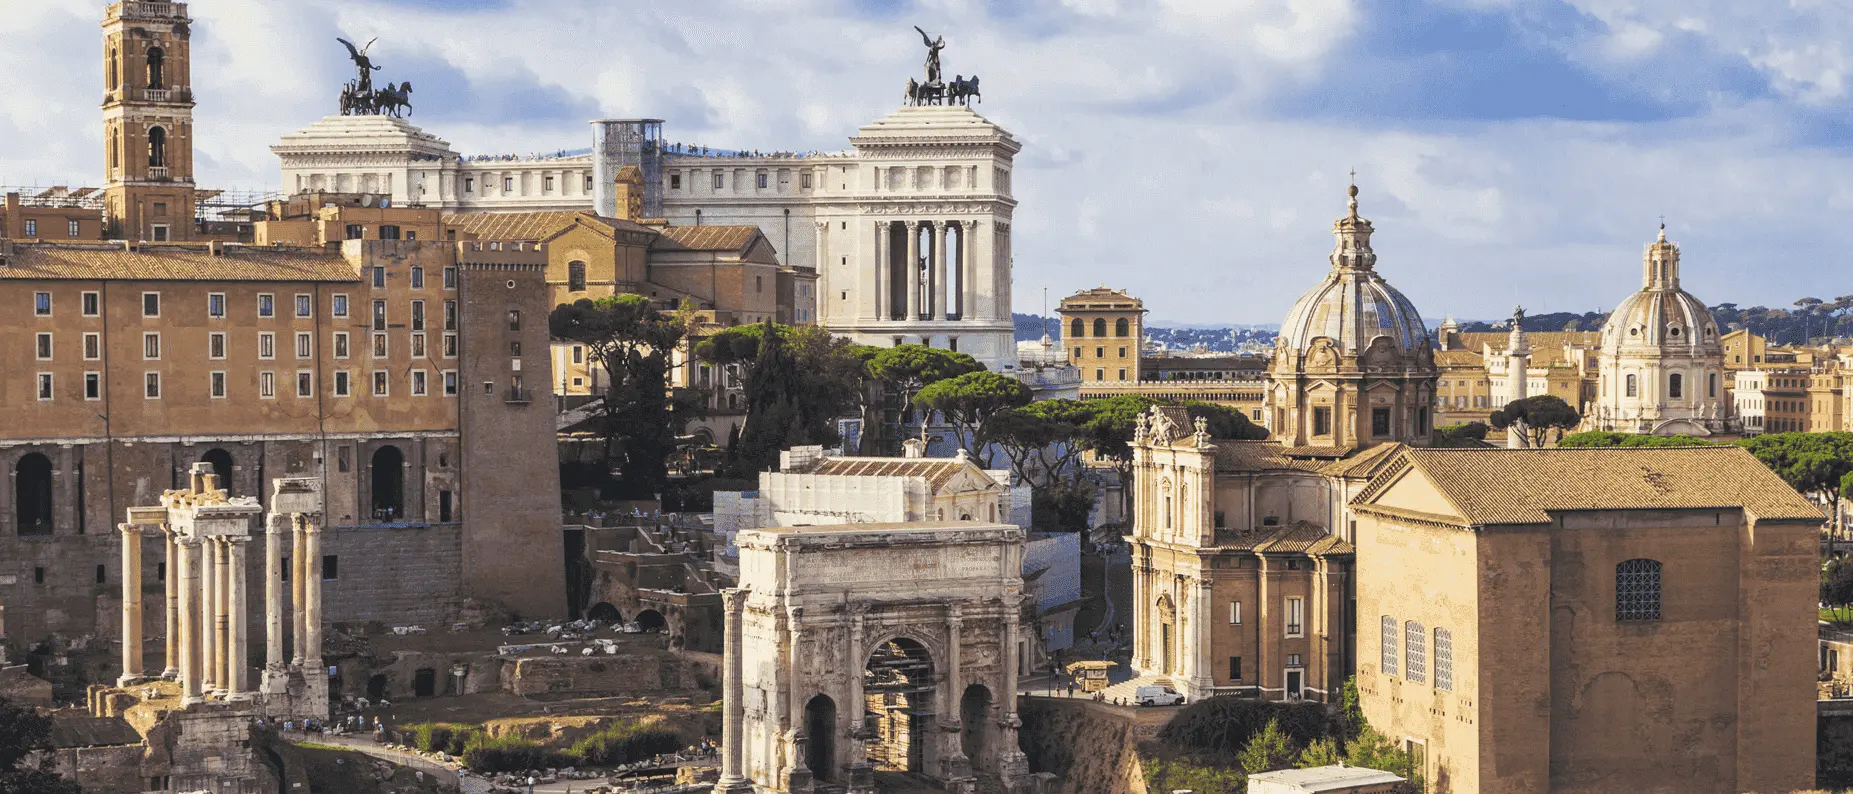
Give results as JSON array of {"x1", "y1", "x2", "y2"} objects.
[{"x1": 102, "y1": 1, "x2": 196, "y2": 242}]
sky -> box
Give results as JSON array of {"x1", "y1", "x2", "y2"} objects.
[{"x1": 4, "y1": 0, "x2": 1852, "y2": 325}]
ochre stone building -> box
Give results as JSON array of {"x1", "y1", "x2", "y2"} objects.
[
  {"x1": 102, "y1": 1, "x2": 198, "y2": 242},
  {"x1": 1060, "y1": 287, "x2": 1145, "y2": 384},
  {"x1": 1350, "y1": 446, "x2": 1821, "y2": 793}
]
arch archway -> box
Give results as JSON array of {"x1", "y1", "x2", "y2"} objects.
[
  {"x1": 635, "y1": 609, "x2": 667, "y2": 631},
  {"x1": 804, "y1": 694, "x2": 838, "y2": 782},
  {"x1": 201, "y1": 448, "x2": 234, "y2": 492},
  {"x1": 15, "y1": 453, "x2": 53, "y2": 536},
  {"x1": 586, "y1": 602, "x2": 622, "y2": 623},
  {"x1": 1154, "y1": 594, "x2": 1177, "y2": 674},
  {"x1": 864, "y1": 637, "x2": 934, "y2": 773},
  {"x1": 960, "y1": 684, "x2": 993, "y2": 771},
  {"x1": 147, "y1": 126, "x2": 167, "y2": 168},
  {"x1": 370, "y1": 445, "x2": 405, "y2": 521},
  {"x1": 146, "y1": 46, "x2": 165, "y2": 88}
]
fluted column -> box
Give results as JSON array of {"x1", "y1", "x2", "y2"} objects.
[
  {"x1": 227, "y1": 536, "x2": 251, "y2": 698},
  {"x1": 118, "y1": 523, "x2": 145, "y2": 686},
  {"x1": 846, "y1": 610, "x2": 871, "y2": 788},
  {"x1": 215, "y1": 539, "x2": 233, "y2": 693},
  {"x1": 266, "y1": 516, "x2": 285, "y2": 674},
  {"x1": 303, "y1": 518, "x2": 324, "y2": 669},
  {"x1": 162, "y1": 528, "x2": 179, "y2": 679},
  {"x1": 872, "y1": 221, "x2": 887, "y2": 321},
  {"x1": 291, "y1": 516, "x2": 307, "y2": 665},
  {"x1": 933, "y1": 222, "x2": 949, "y2": 321},
  {"x1": 713, "y1": 588, "x2": 753, "y2": 794},
  {"x1": 961, "y1": 221, "x2": 980, "y2": 322},
  {"x1": 200, "y1": 534, "x2": 218, "y2": 694},
  {"x1": 177, "y1": 536, "x2": 202, "y2": 704},
  {"x1": 904, "y1": 221, "x2": 921, "y2": 322},
  {"x1": 943, "y1": 604, "x2": 970, "y2": 774}
]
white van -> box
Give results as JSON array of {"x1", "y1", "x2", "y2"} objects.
[{"x1": 1136, "y1": 685, "x2": 1185, "y2": 706}]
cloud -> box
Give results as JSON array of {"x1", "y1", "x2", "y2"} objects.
[{"x1": 4, "y1": 0, "x2": 1852, "y2": 324}]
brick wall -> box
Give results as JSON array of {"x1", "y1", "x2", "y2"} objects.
[{"x1": 321, "y1": 524, "x2": 464, "y2": 626}]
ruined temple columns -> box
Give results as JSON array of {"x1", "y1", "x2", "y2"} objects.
[
  {"x1": 713, "y1": 588, "x2": 753, "y2": 794},
  {"x1": 302, "y1": 518, "x2": 324, "y2": 670},
  {"x1": 200, "y1": 532, "x2": 219, "y2": 694},
  {"x1": 117, "y1": 523, "x2": 145, "y2": 686},
  {"x1": 162, "y1": 528, "x2": 179, "y2": 679},
  {"x1": 265, "y1": 515, "x2": 285, "y2": 676},
  {"x1": 226, "y1": 536, "x2": 251, "y2": 698},
  {"x1": 291, "y1": 515, "x2": 307, "y2": 665},
  {"x1": 177, "y1": 536, "x2": 202, "y2": 704}
]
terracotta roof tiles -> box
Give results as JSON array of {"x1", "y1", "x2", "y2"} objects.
[
  {"x1": 807, "y1": 457, "x2": 972, "y2": 490},
  {"x1": 442, "y1": 211, "x2": 654, "y2": 242},
  {"x1": 0, "y1": 243, "x2": 356, "y2": 282},
  {"x1": 653, "y1": 225, "x2": 761, "y2": 252}
]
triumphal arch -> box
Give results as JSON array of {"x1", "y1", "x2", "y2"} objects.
[{"x1": 713, "y1": 522, "x2": 1033, "y2": 794}]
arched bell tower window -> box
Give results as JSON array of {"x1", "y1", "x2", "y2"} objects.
[
  {"x1": 108, "y1": 49, "x2": 118, "y2": 90},
  {"x1": 147, "y1": 126, "x2": 167, "y2": 168},
  {"x1": 146, "y1": 46, "x2": 165, "y2": 90}
]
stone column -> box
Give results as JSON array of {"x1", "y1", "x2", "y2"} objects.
[
  {"x1": 216, "y1": 539, "x2": 233, "y2": 693},
  {"x1": 200, "y1": 535, "x2": 218, "y2": 693},
  {"x1": 814, "y1": 220, "x2": 829, "y2": 322},
  {"x1": 846, "y1": 610, "x2": 872, "y2": 790},
  {"x1": 997, "y1": 596, "x2": 1029, "y2": 781},
  {"x1": 162, "y1": 528, "x2": 179, "y2": 679},
  {"x1": 303, "y1": 518, "x2": 324, "y2": 669},
  {"x1": 713, "y1": 588, "x2": 753, "y2": 794},
  {"x1": 265, "y1": 516, "x2": 285, "y2": 676},
  {"x1": 961, "y1": 221, "x2": 980, "y2": 321},
  {"x1": 904, "y1": 221, "x2": 921, "y2": 322},
  {"x1": 177, "y1": 536, "x2": 203, "y2": 704},
  {"x1": 942, "y1": 604, "x2": 971, "y2": 777},
  {"x1": 933, "y1": 222, "x2": 949, "y2": 321},
  {"x1": 291, "y1": 515, "x2": 307, "y2": 665},
  {"x1": 227, "y1": 536, "x2": 251, "y2": 698},
  {"x1": 1193, "y1": 577, "x2": 1215, "y2": 697},
  {"x1": 872, "y1": 221, "x2": 887, "y2": 321},
  {"x1": 118, "y1": 523, "x2": 145, "y2": 686}
]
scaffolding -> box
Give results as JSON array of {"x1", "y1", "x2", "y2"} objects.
[
  {"x1": 0, "y1": 186, "x2": 106, "y2": 209},
  {"x1": 591, "y1": 119, "x2": 665, "y2": 220}
]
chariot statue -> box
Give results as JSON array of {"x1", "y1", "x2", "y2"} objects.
[
  {"x1": 336, "y1": 36, "x2": 414, "y2": 117},
  {"x1": 905, "y1": 26, "x2": 981, "y2": 107}
]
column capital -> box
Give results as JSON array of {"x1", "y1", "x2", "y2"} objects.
[
  {"x1": 226, "y1": 535, "x2": 252, "y2": 547},
  {"x1": 118, "y1": 522, "x2": 141, "y2": 537},
  {"x1": 721, "y1": 588, "x2": 749, "y2": 612},
  {"x1": 904, "y1": 219, "x2": 921, "y2": 231},
  {"x1": 177, "y1": 535, "x2": 202, "y2": 547}
]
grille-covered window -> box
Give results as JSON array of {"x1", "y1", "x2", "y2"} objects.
[
  {"x1": 1404, "y1": 621, "x2": 1426, "y2": 683},
  {"x1": 1617, "y1": 558, "x2": 1662, "y2": 621},
  {"x1": 1434, "y1": 628, "x2": 1453, "y2": 691},
  {"x1": 1380, "y1": 616, "x2": 1398, "y2": 676}
]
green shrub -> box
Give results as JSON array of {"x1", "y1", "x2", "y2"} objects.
[
  {"x1": 1156, "y1": 696, "x2": 1330, "y2": 762},
  {"x1": 569, "y1": 721, "x2": 682, "y2": 766},
  {"x1": 1141, "y1": 754, "x2": 1246, "y2": 794},
  {"x1": 403, "y1": 722, "x2": 482, "y2": 755},
  {"x1": 461, "y1": 734, "x2": 575, "y2": 774}
]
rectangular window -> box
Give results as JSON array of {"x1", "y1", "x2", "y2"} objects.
[
  {"x1": 411, "y1": 265, "x2": 424, "y2": 289},
  {"x1": 257, "y1": 293, "x2": 275, "y2": 318},
  {"x1": 1380, "y1": 616, "x2": 1398, "y2": 676},
  {"x1": 544, "y1": 175, "x2": 555, "y2": 193},
  {"x1": 504, "y1": 177, "x2": 514, "y2": 192},
  {"x1": 443, "y1": 267, "x2": 457, "y2": 290},
  {"x1": 1372, "y1": 407, "x2": 1391, "y2": 436},
  {"x1": 332, "y1": 294, "x2": 349, "y2": 318},
  {"x1": 1433, "y1": 628, "x2": 1453, "y2": 692},
  {"x1": 509, "y1": 340, "x2": 522, "y2": 357},
  {"x1": 1229, "y1": 601, "x2": 1242, "y2": 625},
  {"x1": 372, "y1": 333, "x2": 387, "y2": 358},
  {"x1": 208, "y1": 332, "x2": 226, "y2": 359},
  {"x1": 412, "y1": 369, "x2": 428, "y2": 396},
  {"x1": 378, "y1": 225, "x2": 401, "y2": 240},
  {"x1": 1313, "y1": 406, "x2": 1332, "y2": 436},
  {"x1": 82, "y1": 291, "x2": 99, "y2": 316},
  {"x1": 208, "y1": 292, "x2": 226, "y2": 318},
  {"x1": 84, "y1": 372, "x2": 100, "y2": 400},
  {"x1": 507, "y1": 309, "x2": 521, "y2": 331},
  {"x1": 411, "y1": 332, "x2": 426, "y2": 358},
  {"x1": 670, "y1": 173, "x2": 682, "y2": 190},
  {"x1": 411, "y1": 300, "x2": 426, "y2": 331},
  {"x1": 464, "y1": 177, "x2": 473, "y2": 193},
  {"x1": 210, "y1": 371, "x2": 226, "y2": 398},
  {"x1": 258, "y1": 332, "x2": 275, "y2": 359},
  {"x1": 144, "y1": 371, "x2": 161, "y2": 399},
  {"x1": 35, "y1": 332, "x2": 52, "y2": 360},
  {"x1": 801, "y1": 172, "x2": 812, "y2": 189},
  {"x1": 33, "y1": 291, "x2": 51, "y2": 316},
  {"x1": 1229, "y1": 656, "x2": 1242, "y2": 681},
  {"x1": 296, "y1": 371, "x2": 312, "y2": 398},
  {"x1": 295, "y1": 332, "x2": 312, "y2": 359},
  {"x1": 69, "y1": 219, "x2": 80, "y2": 237},
  {"x1": 142, "y1": 332, "x2": 160, "y2": 360},
  {"x1": 345, "y1": 223, "x2": 364, "y2": 240},
  {"x1": 23, "y1": 219, "x2": 35, "y2": 237},
  {"x1": 141, "y1": 292, "x2": 159, "y2": 317},
  {"x1": 322, "y1": 555, "x2": 338, "y2": 581},
  {"x1": 333, "y1": 370, "x2": 350, "y2": 397},
  {"x1": 259, "y1": 371, "x2": 275, "y2": 398},
  {"x1": 1286, "y1": 597, "x2": 1304, "y2": 638},
  {"x1": 373, "y1": 370, "x2": 388, "y2": 396},
  {"x1": 756, "y1": 172, "x2": 768, "y2": 189},
  {"x1": 373, "y1": 300, "x2": 387, "y2": 330},
  {"x1": 369, "y1": 265, "x2": 387, "y2": 288},
  {"x1": 713, "y1": 172, "x2": 724, "y2": 190},
  {"x1": 333, "y1": 332, "x2": 349, "y2": 359},
  {"x1": 444, "y1": 300, "x2": 458, "y2": 330},
  {"x1": 295, "y1": 294, "x2": 312, "y2": 318},
  {"x1": 1405, "y1": 621, "x2": 1427, "y2": 683},
  {"x1": 443, "y1": 370, "x2": 458, "y2": 395},
  {"x1": 443, "y1": 333, "x2": 458, "y2": 358},
  {"x1": 572, "y1": 346, "x2": 584, "y2": 364},
  {"x1": 36, "y1": 373, "x2": 53, "y2": 401}
]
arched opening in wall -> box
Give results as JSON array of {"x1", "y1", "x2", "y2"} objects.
[
  {"x1": 864, "y1": 637, "x2": 934, "y2": 773},
  {"x1": 1154, "y1": 595, "x2": 1177, "y2": 675},
  {"x1": 804, "y1": 694, "x2": 838, "y2": 782},
  {"x1": 147, "y1": 126, "x2": 167, "y2": 168},
  {"x1": 370, "y1": 445, "x2": 405, "y2": 521},
  {"x1": 1070, "y1": 318, "x2": 1084, "y2": 340},
  {"x1": 1668, "y1": 373, "x2": 1683, "y2": 399},
  {"x1": 201, "y1": 448, "x2": 234, "y2": 493},
  {"x1": 1093, "y1": 318, "x2": 1108, "y2": 338},
  {"x1": 146, "y1": 46, "x2": 165, "y2": 89},
  {"x1": 366, "y1": 674, "x2": 388, "y2": 700},
  {"x1": 108, "y1": 49, "x2": 118, "y2": 90},
  {"x1": 586, "y1": 602, "x2": 622, "y2": 623},
  {"x1": 413, "y1": 668, "x2": 437, "y2": 697},
  {"x1": 16, "y1": 453, "x2": 54, "y2": 536},
  {"x1": 635, "y1": 609, "x2": 667, "y2": 632},
  {"x1": 960, "y1": 684, "x2": 993, "y2": 771},
  {"x1": 1116, "y1": 318, "x2": 1130, "y2": 337}
]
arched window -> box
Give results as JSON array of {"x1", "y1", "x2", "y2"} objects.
[
  {"x1": 1625, "y1": 373, "x2": 1637, "y2": 397},
  {"x1": 568, "y1": 261, "x2": 587, "y2": 292},
  {"x1": 1668, "y1": 373, "x2": 1683, "y2": 399},
  {"x1": 1379, "y1": 616, "x2": 1398, "y2": 676},
  {"x1": 1404, "y1": 621, "x2": 1426, "y2": 683},
  {"x1": 1093, "y1": 318, "x2": 1107, "y2": 338},
  {"x1": 201, "y1": 448, "x2": 234, "y2": 492},
  {"x1": 146, "y1": 46, "x2": 165, "y2": 89},
  {"x1": 110, "y1": 129, "x2": 119, "y2": 171},
  {"x1": 108, "y1": 49, "x2": 118, "y2": 90},
  {"x1": 1616, "y1": 558, "x2": 1662, "y2": 621},
  {"x1": 1708, "y1": 372, "x2": 1717, "y2": 398},
  {"x1": 1433, "y1": 628, "x2": 1453, "y2": 691},
  {"x1": 1115, "y1": 318, "x2": 1129, "y2": 337},
  {"x1": 147, "y1": 126, "x2": 167, "y2": 168},
  {"x1": 370, "y1": 445, "x2": 405, "y2": 522},
  {"x1": 15, "y1": 453, "x2": 54, "y2": 536},
  {"x1": 1070, "y1": 318, "x2": 1084, "y2": 339}
]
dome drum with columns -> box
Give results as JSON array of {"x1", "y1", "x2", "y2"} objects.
[
  {"x1": 1266, "y1": 184, "x2": 1438, "y2": 449},
  {"x1": 1589, "y1": 226, "x2": 1728, "y2": 435}
]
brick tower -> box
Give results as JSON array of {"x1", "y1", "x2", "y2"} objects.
[{"x1": 102, "y1": 1, "x2": 196, "y2": 242}]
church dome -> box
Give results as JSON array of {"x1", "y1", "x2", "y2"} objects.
[
  {"x1": 1598, "y1": 226, "x2": 1721, "y2": 355},
  {"x1": 1278, "y1": 185, "x2": 1431, "y2": 356}
]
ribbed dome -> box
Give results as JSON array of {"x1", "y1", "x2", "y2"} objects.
[
  {"x1": 1278, "y1": 184, "x2": 1431, "y2": 356},
  {"x1": 1598, "y1": 227, "x2": 1721, "y2": 355}
]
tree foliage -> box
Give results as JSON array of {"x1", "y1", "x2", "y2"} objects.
[
  {"x1": 1557, "y1": 431, "x2": 1715, "y2": 448},
  {"x1": 990, "y1": 399, "x2": 1093, "y2": 490},
  {"x1": 550, "y1": 294, "x2": 689, "y2": 497},
  {"x1": 865, "y1": 345, "x2": 983, "y2": 434},
  {"x1": 1825, "y1": 559, "x2": 1853, "y2": 626},
  {"x1": 916, "y1": 370, "x2": 1032, "y2": 466},
  {"x1": 1238, "y1": 718, "x2": 1297, "y2": 775},
  {"x1": 695, "y1": 322, "x2": 874, "y2": 476},
  {"x1": 1181, "y1": 401, "x2": 1269, "y2": 442},
  {"x1": 1489, "y1": 395, "x2": 1581, "y2": 447},
  {"x1": 0, "y1": 697, "x2": 80, "y2": 794},
  {"x1": 1737, "y1": 432, "x2": 1853, "y2": 548}
]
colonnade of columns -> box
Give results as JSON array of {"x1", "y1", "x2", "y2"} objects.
[{"x1": 873, "y1": 219, "x2": 981, "y2": 322}]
